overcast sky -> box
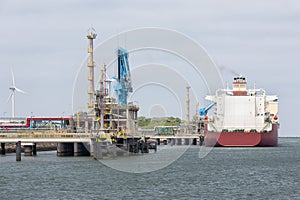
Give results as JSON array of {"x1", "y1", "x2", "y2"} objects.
[{"x1": 0, "y1": 0, "x2": 299, "y2": 136}]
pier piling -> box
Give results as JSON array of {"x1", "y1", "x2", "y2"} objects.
[
  {"x1": 57, "y1": 143, "x2": 74, "y2": 156},
  {"x1": 192, "y1": 138, "x2": 197, "y2": 145},
  {"x1": 16, "y1": 141, "x2": 21, "y2": 161},
  {"x1": 32, "y1": 143, "x2": 37, "y2": 156},
  {"x1": 74, "y1": 142, "x2": 90, "y2": 156},
  {"x1": 1, "y1": 143, "x2": 5, "y2": 155}
]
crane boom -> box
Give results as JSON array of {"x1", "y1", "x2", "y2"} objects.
[
  {"x1": 199, "y1": 102, "x2": 216, "y2": 116},
  {"x1": 114, "y1": 47, "x2": 133, "y2": 106}
]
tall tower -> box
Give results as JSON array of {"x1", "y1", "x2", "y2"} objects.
[
  {"x1": 87, "y1": 28, "x2": 97, "y2": 113},
  {"x1": 186, "y1": 85, "x2": 191, "y2": 125}
]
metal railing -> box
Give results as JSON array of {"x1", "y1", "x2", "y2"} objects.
[{"x1": 0, "y1": 131, "x2": 92, "y2": 139}]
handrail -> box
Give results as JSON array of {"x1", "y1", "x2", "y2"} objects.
[{"x1": 0, "y1": 132, "x2": 92, "y2": 139}]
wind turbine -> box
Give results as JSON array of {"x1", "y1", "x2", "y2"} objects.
[{"x1": 7, "y1": 70, "x2": 28, "y2": 118}]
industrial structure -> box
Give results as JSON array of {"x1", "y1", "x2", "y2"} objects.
[
  {"x1": 77, "y1": 28, "x2": 152, "y2": 158},
  {"x1": 186, "y1": 85, "x2": 190, "y2": 125},
  {"x1": 0, "y1": 29, "x2": 280, "y2": 162},
  {"x1": 87, "y1": 28, "x2": 97, "y2": 115}
]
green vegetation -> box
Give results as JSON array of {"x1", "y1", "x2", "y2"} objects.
[{"x1": 137, "y1": 116, "x2": 181, "y2": 129}]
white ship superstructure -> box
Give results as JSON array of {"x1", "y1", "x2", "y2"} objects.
[{"x1": 205, "y1": 76, "x2": 278, "y2": 132}]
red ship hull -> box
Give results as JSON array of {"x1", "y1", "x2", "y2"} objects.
[{"x1": 204, "y1": 124, "x2": 278, "y2": 147}]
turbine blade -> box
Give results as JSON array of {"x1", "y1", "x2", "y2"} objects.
[
  {"x1": 6, "y1": 92, "x2": 13, "y2": 103},
  {"x1": 15, "y1": 87, "x2": 28, "y2": 94}
]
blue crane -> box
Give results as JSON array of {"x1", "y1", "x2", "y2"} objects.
[
  {"x1": 199, "y1": 102, "x2": 216, "y2": 116},
  {"x1": 113, "y1": 47, "x2": 133, "y2": 106}
]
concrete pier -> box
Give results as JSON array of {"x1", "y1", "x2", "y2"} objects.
[
  {"x1": 1, "y1": 143, "x2": 5, "y2": 155},
  {"x1": 93, "y1": 141, "x2": 110, "y2": 160},
  {"x1": 90, "y1": 138, "x2": 96, "y2": 157},
  {"x1": 24, "y1": 145, "x2": 33, "y2": 156},
  {"x1": 74, "y1": 142, "x2": 90, "y2": 156},
  {"x1": 57, "y1": 143, "x2": 74, "y2": 156},
  {"x1": 16, "y1": 141, "x2": 21, "y2": 161}
]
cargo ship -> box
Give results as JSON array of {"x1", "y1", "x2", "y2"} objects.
[{"x1": 202, "y1": 76, "x2": 279, "y2": 147}]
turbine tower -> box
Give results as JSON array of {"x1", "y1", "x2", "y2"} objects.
[{"x1": 7, "y1": 70, "x2": 28, "y2": 118}]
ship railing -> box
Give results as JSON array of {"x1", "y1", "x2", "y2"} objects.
[{"x1": 216, "y1": 88, "x2": 266, "y2": 96}]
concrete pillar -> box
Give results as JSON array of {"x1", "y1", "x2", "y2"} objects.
[
  {"x1": 24, "y1": 145, "x2": 33, "y2": 156},
  {"x1": 184, "y1": 138, "x2": 190, "y2": 145},
  {"x1": 92, "y1": 139, "x2": 98, "y2": 160},
  {"x1": 1, "y1": 143, "x2": 5, "y2": 155},
  {"x1": 57, "y1": 143, "x2": 74, "y2": 156},
  {"x1": 97, "y1": 141, "x2": 109, "y2": 159},
  {"x1": 32, "y1": 143, "x2": 37, "y2": 156},
  {"x1": 102, "y1": 142, "x2": 109, "y2": 157},
  {"x1": 90, "y1": 138, "x2": 95, "y2": 157},
  {"x1": 97, "y1": 142, "x2": 103, "y2": 159},
  {"x1": 110, "y1": 145, "x2": 117, "y2": 158},
  {"x1": 74, "y1": 142, "x2": 90, "y2": 156},
  {"x1": 171, "y1": 138, "x2": 175, "y2": 146},
  {"x1": 16, "y1": 141, "x2": 21, "y2": 161},
  {"x1": 176, "y1": 138, "x2": 182, "y2": 145},
  {"x1": 94, "y1": 140, "x2": 110, "y2": 160}
]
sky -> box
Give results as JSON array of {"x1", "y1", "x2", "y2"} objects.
[{"x1": 0, "y1": 0, "x2": 299, "y2": 137}]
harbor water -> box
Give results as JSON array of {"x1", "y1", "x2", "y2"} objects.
[{"x1": 0, "y1": 138, "x2": 299, "y2": 199}]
